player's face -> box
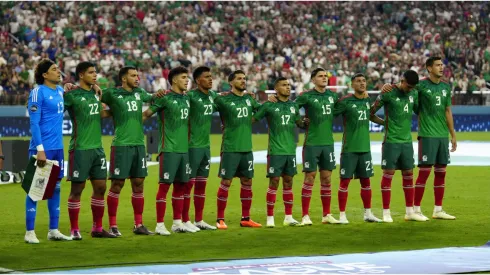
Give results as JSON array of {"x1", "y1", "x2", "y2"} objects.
[
  {"x1": 43, "y1": 64, "x2": 62, "y2": 84},
  {"x1": 232, "y1": 73, "x2": 246, "y2": 92},
  {"x1": 312, "y1": 71, "x2": 328, "y2": 88},
  {"x1": 275, "y1": 80, "x2": 291, "y2": 97},
  {"x1": 124, "y1": 69, "x2": 139, "y2": 88},
  {"x1": 175, "y1": 73, "x2": 189, "y2": 92},
  {"x1": 428, "y1": 60, "x2": 444, "y2": 78},
  {"x1": 80, "y1": 67, "x2": 97, "y2": 86},
  {"x1": 352, "y1": 76, "x2": 366, "y2": 93},
  {"x1": 197, "y1": 71, "x2": 213, "y2": 90}
]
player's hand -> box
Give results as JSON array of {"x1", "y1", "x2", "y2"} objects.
[
  {"x1": 154, "y1": 89, "x2": 166, "y2": 98},
  {"x1": 63, "y1": 83, "x2": 78, "y2": 93},
  {"x1": 268, "y1": 94, "x2": 278, "y2": 103},
  {"x1": 450, "y1": 136, "x2": 457, "y2": 152},
  {"x1": 381, "y1": 84, "x2": 393, "y2": 93},
  {"x1": 246, "y1": 92, "x2": 256, "y2": 99},
  {"x1": 302, "y1": 117, "x2": 310, "y2": 126},
  {"x1": 92, "y1": 84, "x2": 103, "y2": 97},
  {"x1": 36, "y1": 151, "x2": 47, "y2": 168}
]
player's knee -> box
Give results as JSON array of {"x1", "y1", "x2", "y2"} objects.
[
  {"x1": 383, "y1": 169, "x2": 396, "y2": 175},
  {"x1": 221, "y1": 179, "x2": 232, "y2": 187},
  {"x1": 240, "y1": 178, "x2": 252, "y2": 186},
  {"x1": 304, "y1": 172, "x2": 316, "y2": 184},
  {"x1": 269, "y1": 177, "x2": 280, "y2": 188},
  {"x1": 93, "y1": 184, "x2": 106, "y2": 196},
  {"x1": 320, "y1": 175, "x2": 331, "y2": 185},
  {"x1": 401, "y1": 169, "x2": 413, "y2": 176}
]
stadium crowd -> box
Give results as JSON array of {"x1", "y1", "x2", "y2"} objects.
[{"x1": 0, "y1": 1, "x2": 489, "y2": 105}]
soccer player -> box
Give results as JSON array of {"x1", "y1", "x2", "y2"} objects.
[
  {"x1": 332, "y1": 73, "x2": 382, "y2": 223},
  {"x1": 64, "y1": 62, "x2": 116, "y2": 239},
  {"x1": 381, "y1": 57, "x2": 457, "y2": 220},
  {"x1": 252, "y1": 77, "x2": 306, "y2": 228},
  {"x1": 370, "y1": 70, "x2": 427, "y2": 223},
  {"x1": 25, "y1": 58, "x2": 71, "y2": 243},
  {"x1": 183, "y1": 66, "x2": 218, "y2": 230},
  {"x1": 215, "y1": 70, "x2": 262, "y2": 229},
  {"x1": 100, "y1": 66, "x2": 162, "y2": 236},
  {"x1": 143, "y1": 66, "x2": 195, "y2": 234}
]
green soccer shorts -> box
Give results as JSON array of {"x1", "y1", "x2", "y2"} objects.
[
  {"x1": 382, "y1": 142, "x2": 415, "y2": 170},
  {"x1": 68, "y1": 148, "x2": 107, "y2": 182},
  {"x1": 219, "y1": 152, "x2": 254, "y2": 179},
  {"x1": 302, "y1": 145, "x2": 336, "y2": 172},
  {"x1": 417, "y1": 137, "x2": 450, "y2": 166},
  {"x1": 267, "y1": 155, "x2": 297, "y2": 178},
  {"x1": 339, "y1": 152, "x2": 374, "y2": 179},
  {"x1": 189, "y1": 148, "x2": 211, "y2": 179},
  {"x1": 109, "y1": 145, "x2": 148, "y2": 179},
  {"x1": 159, "y1": 152, "x2": 190, "y2": 184}
]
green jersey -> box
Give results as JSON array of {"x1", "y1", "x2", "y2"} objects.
[
  {"x1": 253, "y1": 100, "x2": 300, "y2": 155},
  {"x1": 64, "y1": 88, "x2": 103, "y2": 151},
  {"x1": 215, "y1": 92, "x2": 260, "y2": 152},
  {"x1": 371, "y1": 87, "x2": 418, "y2": 143},
  {"x1": 187, "y1": 89, "x2": 219, "y2": 148},
  {"x1": 333, "y1": 94, "x2": 371, "y2": 153},
  {"x1": 101, "y1": 87, "x2": 153, "y2": 146},
  {"x1": 416, "y1": 78, "x2": 452, "y2": 138},
  {"x1": 295, "y1": 89, "x2": 339, "y2": 146},
  {"x1": 149, "y1": 91, "x2": 190, "y2": 153}
]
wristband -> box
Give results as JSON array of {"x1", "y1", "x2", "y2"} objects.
[{"x1": 36, "y1": 144, "x2": 45, "y2": 151}]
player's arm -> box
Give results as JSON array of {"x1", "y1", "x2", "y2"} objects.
[
  {"x1": 369, "y1": 94, "x2": 385, "y2": 126},
  {"x1": 251, "y1": 96, "x2": 261, "y2": 112},
  {"x1": 252, "y1": 102, "x2": 268, "y2": 123},
  {"x1": 100, "y1": 107, "x2": 112, "y2": 119},
  {"x1": 413, "y1": 90, "x2": 420, "y2": 115},
  {"x1": 27, "y1": 88, "x2": 47, "y2": 167},
  {"x1": 332, "y1": 97, "x2": 346, "y2": 117},
  {"x1": 294, "y1": 92, "x2": 307, "y2": 107},
  {"x1": 445, "y1": 92, "x2": 457, "y2": 152},
  {"x1": 143, "y1": 97, "x2": 164, "y2": 122}
]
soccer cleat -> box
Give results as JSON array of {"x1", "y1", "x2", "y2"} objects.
[
  {"x1": 171, "y1": 221, "x2": 195, "y2": 233},
  {"x1": 283, "y1": 218, "x2": 303, "y2": 227},
  {"x1": 266, "y1": 216, "x2": 275, "y2": 228},
  {"x1": 240, "y1": 218, "x2": 262, "y2": 227},
  {"x1": 383, "y1": 214, "x2": 394, "y2": 223},
  {"x1": 432, "y1": 211, "x2": 456, "y2": 220},
  {"x1": 184, "y1": 221, "x2": 200, "y2": 232},
  {"x1": 301, "y1": 215, "x2": 313, "y2": 226},
  {"x1": 194, "y1": 220, "x2": 217, "y2": 230},
  {"x1": 109, "y1": 226, "x2": 122, "y2": 237},
  {"x1": 25, "y1": 231, "x2": 40, "y2": 244},
  {"x1": 322, "y1": 214, "x2": 341, "y2": 224},
  {"x1": 405, "y1": 213, "x2": 428, "y2": 222},
  {"x1": 415, "y1": 212, "x2": 430, "y2": 221},
  {"x1": 71, "y1": 230, "x2": 82, "y2": 240},
  {"x1": 364, "y1": 213, "x2": 383, "y2": 223},
  {"x1": 338, "y1": 216, "x2": 349, "y2": 224},
  {"x1": 133, "y1": 225, "x2": 154, "y2": 235},
  {"x1": 216, "y1": 219, "x2": 228, "y2": 230},
  {"x1": 91, "y1": 229, "x2": 117, "y2": 238},
  {"x1": 47, "y1": 229, "x2": 72, "y2": 241},
  {"x1": 155, "y1": 223, "x2": 171, "y2": 236}
]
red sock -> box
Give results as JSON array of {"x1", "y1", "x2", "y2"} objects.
[
  {"x1": 68, "y1": 198, "x2": 80, "y2": 231},
  {"x1": 91, "y1": 196, "x2": 105, "y2": 232},
  {"x1": 193, "y1": 177, "x2": 206, "y2": 222},
  {"x1": 217, "y1": 181, "x2": 229, "y2": 220},
  {"x1": 107, "y1": 190, "x2": 120, "y2": 227},
  {"x1": 381, "y1": 173, "x2": 393, "y2": 209},
  {"x1": 402, "y1": 173, "x2": 414, "y2": 207},
  {"x1": 131, "y1": 192, "x2": 144, "y2": 226},
  {"x1": 338, "y1": 178, "x2": 350, "y2": 212},
  {"x1": 320, "y1": 184, "x2": 332, "y2": 216},
  {"x1": 434, "y1": 166, "x2": 446, "y2": 206},
  {"x1": 172, "y1": 183, "x2": 184, "y2": 220},
  {"x1": 415, "y1": 167, "x2": 432, "y2": 206},
  {"x1": 266, "y1": 186, "x2": 277, "y2": 216},
  {"x1": 182, "y1": 181, "x2": 194, "y2": 222},
  {"x1": 156, "y1": 183, "x2": 170, "y2": 223},
  {"x1": 360, "y1": 178, "x2": 372, "y2": 209},
  {"x1": 283, "y1": 187, "x2": 293, "y2": 215},
  {"x1": 301, "y1": 182, "x2": 314, "y2": 216},
  {"x1": 240, "y1": 183, "x2": 253, "y2": 218}
]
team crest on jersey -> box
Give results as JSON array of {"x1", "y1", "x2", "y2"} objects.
[
  {"x1": 409, "y1": 96, "x2": 414, "y2": 103},
  {"x1": 114, "y1": 168, "x2": 120, "y2": 176},
  {"x1": 328, "y1": 97, "x2": 334, "y2": 103},
  {"x1": 73, "y1": 171, "x2": 79, "y2": 178},
  {"x1": 135, "y1": 93, "x2": 141, "y2": 100},
  {"x1": 95, "y1": 94, "x2": 99, "y2": 101},
  {"x1": 366, "y1": 102, "x2": 370, "y2": 109},
  {"x1": 269, "y1": 167, "x2": 274, "y2": 173},
  {"x1": 290, "y1": 107, "x2": 296, "y2": 114},
  {"x1": 246, "y1": 99, "x2": 251, "y2": 106},
  {"x1": 186, "y1": 100, "x2": 190, "y2": 107},
  {"x1": 209, "y1": 96, "x2": 214, "y2": 103},
  {"x1": 164, "y1": 172, "x2": 169, "y2": 180},
  {"x1": 442, "y1": 90, "x2": 447, "y2": 97}
]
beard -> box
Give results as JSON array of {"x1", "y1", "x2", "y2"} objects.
[{"x1": 234, "y1": 85, "x2": 246, "y2": 92}]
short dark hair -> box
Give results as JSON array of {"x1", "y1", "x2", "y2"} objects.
[
  {"x1": 228, "y1": 70, "x2": 246, "y2": 82},
  {"x1": 426, "y1": 56, "x2": 442, "y2": 67},
  {"x1": 192, "y1": 66, "x2": 211, "y2": 83},
  {"x1": 168, "y1": 66, "x2": 188, "y2": 84},
  {"x1": 274, "y1": 77, "x2": 288, "y2": 87},
  {"x1": 34, "y1": 59, "x2": 55, "y2": 85},
  {"x1": 310, "y1": 67, "x2": 326, "y2": 80},
  {"x1": 351, "y1": 73, "x2": 366, "y2": 81},
  {"x1": 403, "y1": 70, "x2": 419, "y2": 86},
  {"x1": 118, "y1": 66, "x2": 137, "y2": 82},
  {"x1": 75, "y1": 62, "x2": 96, "y2": 81}
]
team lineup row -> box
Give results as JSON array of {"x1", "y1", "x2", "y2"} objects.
[{"x1": 23, "y1": 56, "x2": 457, "y2": 244}]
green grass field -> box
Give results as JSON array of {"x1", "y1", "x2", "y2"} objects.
[{"x1": 0, "y1": 132, "x2": 489, "y2": 272}]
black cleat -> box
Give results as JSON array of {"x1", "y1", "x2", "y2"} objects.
[
  {"x1": 71, "y1": 230, "x2": 82, "y2": 241},
  {"x1": 92, "y1": 229, "x2": 117, "y2": 238},
  {"x1": 133, "y1": 225, "x2": 154, "y2": 235},
  {"x1": 109, "y1": 226, "x2": 122, "y2": 237}
]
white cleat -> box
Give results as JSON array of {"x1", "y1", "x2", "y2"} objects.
[
  {"x1": 155, "y1": 223, "x2": 171, "y2": 236},
  {"x1": 322, "y1": 214, "x2": 341, "y2": 224},
  {"x1": 383, "y1": 215, "x2": 394, "y2": 223},
  {"x1": 364, "y1": 213, "x2": 383, "y2": 223},
  {"x1": 194, "y1": 220, "x2": 217, "y2": 230},
  {"x1": 47, "y1": 229, "x2": 72, "y2": 241},
  {"x1": 25, "y1": 230, "x2": 40, "y2": 244},
  {"x1": 283, "y1": 217, "x2": 303, "y2": 227},
  {"x1": 266, "y1": 216, "x2": 275, "y2": 228},
  {"x1": 184, "y1": 221, "x2": 200, "y2": 232},
  {"x1": 338, "y1": 216, "x2": 349, "y2": 224},
  {"x1": 415, "y1": 212, "x2": 430, "y2": 221},
  {"x1": 171, "y1": 221, "x2": 195, "y2": 233},
  {"x1": 301, "y1": 215, "x2": 313, "y2": 226},
  {"x1": 432, "y1": 211, "x2": 456, "y2": 220},
  {"x1": 405, "y1": 212, "x2": 428, "y2": 222}
]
